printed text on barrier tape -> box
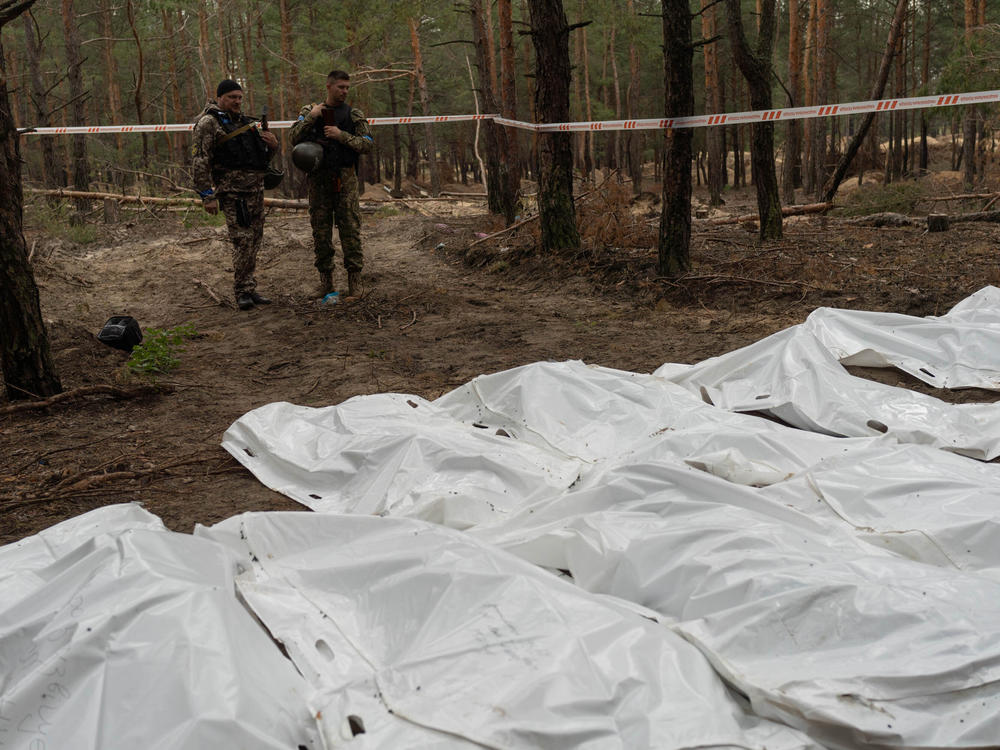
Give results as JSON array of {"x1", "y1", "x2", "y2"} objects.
[{"x1": 20, "y1": 88, "x2": 1000, "y2": 136}]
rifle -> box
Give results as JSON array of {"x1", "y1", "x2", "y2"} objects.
[{"x1": 259, "y1": 106, "x2": 284, "y2": 189}]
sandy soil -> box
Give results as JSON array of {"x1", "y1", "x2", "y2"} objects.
[{"x1": 3, "y1": 178, "x2": 1000, "y2": 544}]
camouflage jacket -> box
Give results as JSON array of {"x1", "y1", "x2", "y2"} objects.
[
  {"x1": 289, "y1": 103, "x2": 373, "y2": 169},
  {"x1": 191, "y1": 102, "x2": 270, "y2": 195}
]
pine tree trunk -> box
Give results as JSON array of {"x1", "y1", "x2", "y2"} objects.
[
  {"x1": 125, "y1": 0, "x2": 148, "y2": 167},
  {"x1": 658, "y1": 0, "x2": 694, "y2": 276},
  {"x1": 21, "y1": 13, "x2": 58, "y2": 187},
  {"x1": 812, "y1": 0, "x2": 829, "y2": 191},
  {"x1": 890, "y1": 16, "x2": 906, "y2": 181},
  {"x1": 609, "y1": 24, "x2": 624, "y2": 176},
  {"x1": 61, "y1": 0, "x2": 89, "y2": 207},
  {"x1": 724, "y1": 0, "x2": 782, "y2": 240},
  {"x1": 197, "y1": 5, "x2": 212, "y2": 99},
  {"x1": 280, "y1": 0, "x2": 300, "y2": 114},
  {"x1": 99, "y1": 0, "x2": 123, "y2": 155},
  {"x1": 527, "y1": 0, "x2": 579, "y2": 252},
  {"x1": 387, "y1": 77, "x2": 403, "y2": 196},
  {"x1": 626, "y1": 0, "x2": 642, "y2": 193},
  {"x1": 409, "y1": 17, "x2": 441, "y2": 196},
  {"x1": 216, "y1": 0, "x2": 228, "y2": 77},
  {"x1": 498, "y1": 0, "x2": 522, "y2": 221},
  {"x1": 579, "y1": 0, "x2": 594, "y2": 180},
  {"x1": 701, "y1": 0, "x2": 724, "y2": 205},
  {"x1": 782, "y1": 0, "x2": 802, "y2": 202},
  {"x1": 472, "y1": 0, "x2": 517, "y2": 222},
  {"x1": 0, "y1": 31, "x2": 62, "y2": 400},
  {"x1": 257, "y1": 11, "x2": 275, "y2": 117},
  {"x1": 802, "y1": 0, "x2": 817, "y2": 194},
  {"x1": 963, "y1": 0, "x2": 977, "y2": 188}
]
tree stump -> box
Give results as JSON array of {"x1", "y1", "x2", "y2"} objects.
[
  {"x1": 103, "y1": 198, "x2": 120, "y2": 224},
  {"x1": 927, "y1": 214, "x2": 949, "y2": 232}
]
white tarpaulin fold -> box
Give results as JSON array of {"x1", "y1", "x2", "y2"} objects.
[
  {"x1": 469, "y1": 455, "x2": 1000, "y2": 749},
  {"x1": 655, "y1": 287, "x2": 1000, "y2": 459},
  {"x1": 221, "y1": 394, "x2": 582, "y2": 526},
  {"x1": 0, "y1": 504, "x2": 318, "y2": 750},
  {"x1": 804, "y1": 285, "x2": 1000, "y2": 389},
  {"x1": 758, "y1": 441, "x2": 1000, "y2": 575},
  {"x1": 197, "y1": 511, "x2": 819, "y2": 750}
]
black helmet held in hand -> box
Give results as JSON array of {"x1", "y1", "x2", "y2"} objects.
[
  {"x1": 263, "y1": 165, "x2": 284, "y2": 189},
  {"x1": 292, "y1": 141, "x2": 324, "y2": 173}
]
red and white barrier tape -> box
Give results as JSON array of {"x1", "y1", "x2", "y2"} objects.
[
  {"x1": 21, "y1": 113, "x2": 499, "y2": 135},
  {"x1": 20, "y1": 89, "x2": 1000, "y2": 136}
]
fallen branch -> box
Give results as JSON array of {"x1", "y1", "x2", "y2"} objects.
[
  {"x1": 27, "y1": 188, "x2": 310, "y2": 210},
  {"x1": 193, "y1": 277, "x2": 234, "y2": 308},
  {"x1": 705, "y1": 202, "x2": 833, "y2": 226},
  {"x1": 668, "y1": 274, "x2": 824, "y2": 290},
  {"x1": 400, "y1": 310, "x2": 418, "y2": 329},
  {"x1": 28, "y1": 187, "x2": 482, "y2": 211},
  {"x1": 0, "y1": 384, "x2": 160, "y2": 416},
  {"x1": 843, "y1": 212, "x2": 921, "y2": 227},
  {"x1": 949, "y1": 209, "x2": 1000, "y2": 224},
  {"x1": 28, "y1": 188, "x2": 195, "y2": 205},
  {"x1": 2, "y1": 453, "x2": 226, "y2": 509},
  {"x1": 921, "y1": 192, "x2": 1000, "y2": 202},
  {"x1": 467, "y1": 211, "x2": 539, "y2": 248}
]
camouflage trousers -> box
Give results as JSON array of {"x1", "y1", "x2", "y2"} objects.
[
  {"x1": 307, "y1": 167, "x2": 363, "y2": 273},
  {"x1": 219, "y1": 190, "x2": 264, "y2": 296}
]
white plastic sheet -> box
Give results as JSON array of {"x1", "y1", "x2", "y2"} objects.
[
  {"x1": 804, "y1": 285, "x2": 1000, "y2": 389},
  {"x1": 11, "y1": 288, "x2": 1000, "y2": 749},
  {"x1": 198, "y1": 511, "x2": 819, "y2": 750},
  {"x1": 656, "y1": 322, "x2": 1000, "y2": 459},
  {"x1": 220, "y1": 318, "x2": 1000, "y2": 749},
  {"x1": 758, "y1": 441, "x2": 1000, "y2": 575},
  {"x1": 0, "y1": 504, "x2": 318, "y2": 750},
  {"x1": 470, "y1": 456, "x2": 1000, "y2": 749},
  {"x1": 222, "y1": 394, "x2": 581, "y2": 526}
]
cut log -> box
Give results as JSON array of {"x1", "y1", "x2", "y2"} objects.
[
  {"x1": 926, "y1": 214, "x2": 949, "y2": 232},
  {"x1": 103, "y1": 198, "x2": 119, "y2": 223},
  {"x1": 705, "y1": 202, "x2": 832, "y2": 226},
  {"x1": 844, "y1": 213, "x2": 920, "y2": 227}
]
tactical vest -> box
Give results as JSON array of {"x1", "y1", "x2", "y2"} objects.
[
  {"x1": 312, "y1": 104, "x2": 358, "y2": 170},
  {"x1": 210, "y1": 110, "x2": 270, "y2": 171}
]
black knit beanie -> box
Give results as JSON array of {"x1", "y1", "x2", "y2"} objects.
[{"x1": 216, "y1": 79, "x2": 242, "y2": 97}]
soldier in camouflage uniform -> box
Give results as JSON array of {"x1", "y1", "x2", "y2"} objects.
[
  {"x1": 289, "y1": 70, "x2": 373, "y2": 298},
  {"x1": 192, "y1": 79, "x2": 279, "y2": 311}
]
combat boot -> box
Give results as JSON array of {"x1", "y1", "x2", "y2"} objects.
[
  {"x1": 347, "y1": 270, "x2": 362, "y2": 298},
  {"x1": 314, "y1": 270, "x2": 333, "y2": 298}
]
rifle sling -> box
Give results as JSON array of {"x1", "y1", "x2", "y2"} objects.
[{"x1": 216, "y1": 121, "x2": 256, "y2": 145}]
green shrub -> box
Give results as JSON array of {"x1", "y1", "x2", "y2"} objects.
[
  {"x1": 127, "y1": 323, "x2": 198, "y2": 377},
  {"x1": 836, "y1": 180, "x2": 926, "y2": 217},
  {"x1": 25, "y1": 202, "x2": 98, "y2": 243},
  {"x1": 182, "y1": 210, "x2": 226, "y2": 228}
]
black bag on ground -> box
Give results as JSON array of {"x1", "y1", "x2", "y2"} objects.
[{"x1": 97, "y1": 316, "x2": 143, "y2": 352}]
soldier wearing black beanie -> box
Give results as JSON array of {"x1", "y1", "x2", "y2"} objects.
[{"x1": 192, "y1": 77, "x2": 279, "y2": 310}]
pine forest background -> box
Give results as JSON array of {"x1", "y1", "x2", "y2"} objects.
[{"x1": 2, "y1": 0, "x2": 998, "y2": 200}]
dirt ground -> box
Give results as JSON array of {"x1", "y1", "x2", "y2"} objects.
[{"x1": 4, "y1": 175, "x2": 1000, "y2": 545}]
